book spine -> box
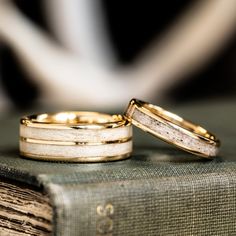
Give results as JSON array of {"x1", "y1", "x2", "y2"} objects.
[{"x1": 46, "y1": 172, "x2": 236, "y2": 235}]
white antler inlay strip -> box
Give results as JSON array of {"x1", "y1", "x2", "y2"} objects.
[
  {"x1": 20, "y1": 140, "x2": 132, "y2": 160},
  {"x1": 20, "y1": 124, "x2": 132, "y2": 142}
]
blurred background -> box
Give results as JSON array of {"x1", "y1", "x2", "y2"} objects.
[{"x1": 0, "y1": 0, "x2": 235, "y2": 112}]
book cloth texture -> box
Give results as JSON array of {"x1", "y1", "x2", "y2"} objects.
[{"x1": 0, "y1": 100, "x2": 236, "y2": 235}]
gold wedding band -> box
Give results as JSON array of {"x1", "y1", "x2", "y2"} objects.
[
  {"x1": 20, "y1": 112, "x2": 132, "y2": 162},
  {"x1": 125, "y1": 99, "x2": 220, "y2": 158}
]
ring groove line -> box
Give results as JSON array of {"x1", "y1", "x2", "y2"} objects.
[{"x1": 20, "y1": 137, "x2": 132, "y2": 146}]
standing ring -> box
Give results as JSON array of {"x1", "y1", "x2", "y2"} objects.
[{"x1": 20, "y1": 112, "x2": 132, "y2": 162}]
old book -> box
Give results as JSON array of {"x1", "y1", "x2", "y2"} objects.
[{"x1": 0, "y1": 100, "x2": 236, "y2": 235}]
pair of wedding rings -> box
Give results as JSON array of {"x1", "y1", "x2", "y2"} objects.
[{"x1": 19, "y1": 99, "x2": 220, "y2": 162}]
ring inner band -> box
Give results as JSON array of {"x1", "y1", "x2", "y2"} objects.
[{"x1": 21, "y1": 112, "x2": 129, "y2": 129}]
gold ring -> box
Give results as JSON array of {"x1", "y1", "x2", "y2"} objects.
[
  {"x1": 20, "y1": 112, "x2": 132, "y2": 162},
  {"x1": 125, "y1": 99, "x2": 220, "y2": 158}
]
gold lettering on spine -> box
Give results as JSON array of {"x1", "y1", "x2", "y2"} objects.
[{"x1": 96, "y1": 203, "x2": 114, "y2": 236}]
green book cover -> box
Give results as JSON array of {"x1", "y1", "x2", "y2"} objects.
[{"x1": 0, "y1": 100, "x2": 236, "y2": 235}]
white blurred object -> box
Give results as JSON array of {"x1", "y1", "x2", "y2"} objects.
[
  {"x1": 0, "y1": 0, "x2": 236, "y2": 109},
  {"x1": 45, "y1": 0, "x2": 116, "y2": 67}
]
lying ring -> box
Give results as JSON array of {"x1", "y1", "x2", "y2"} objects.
[
  {"x1": 20, "y1": 112, "x2": 132, "y2": 162},
  {"x1": 124, "y1": 99, "x2": 220, "y2": 158}
]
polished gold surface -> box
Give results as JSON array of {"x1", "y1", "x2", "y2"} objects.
[
  {"x1": 125, "y1": 99, "x2": 220, "y2": 158},
  {"x1": 20, "y1": 111, "x2": 132, "y2": 162},
  {"x1": 21, "y1": 112, "x2": 130, "y2": 129},
  {"x1": 20, "y1": 152, "x2": 131, "y2": 162}
]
